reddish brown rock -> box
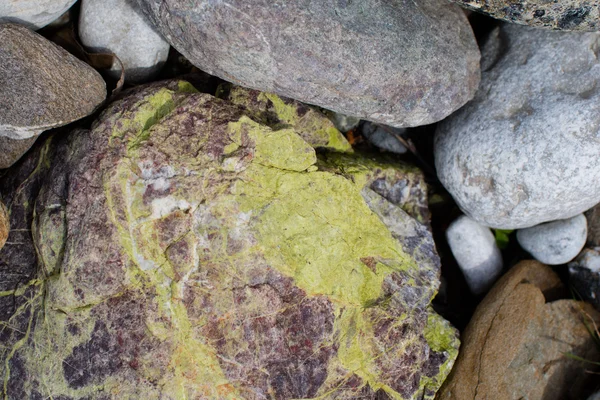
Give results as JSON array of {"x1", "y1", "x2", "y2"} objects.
[{"x1": 438, "y1": 260, "x2": 600, "y2": 400}]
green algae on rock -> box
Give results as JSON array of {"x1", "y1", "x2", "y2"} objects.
[{"x1": 0, "y1": 81, "x2": 457, "y2": 399}]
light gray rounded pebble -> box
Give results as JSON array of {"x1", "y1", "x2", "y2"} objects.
[
  {"x1": 517, "y1": 214, "x2": 587, "y2": 265},
  {"x1": 0, "y1": 0, "x2": 76, "y2": 29},
  {"x1": 362, "y1": 122, "x2": 407, "y2": 154},
  {"x1": 446, "y1": 215, "x2": 503, "y2": 295},
  {"x1": 435, "y1": 24, "x2": 600, "y2": 229},
  {"x1": 79, "y1": 0, "x2": 170, "y2": 83}
]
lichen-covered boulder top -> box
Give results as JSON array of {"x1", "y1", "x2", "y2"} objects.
[
  {"x1": 135, "y1": 0, "x2": 480, "y2": 128},
  {"x1": 450, "y1": 0, "x2": 600, "y2": 31},
  {"x1": 0, "y1": 81, "x2": 458, "y2": 399}
]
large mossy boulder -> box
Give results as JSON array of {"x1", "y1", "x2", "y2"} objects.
[{"x1": 0, "y1": 81, "x2": 457, "y2": 399}]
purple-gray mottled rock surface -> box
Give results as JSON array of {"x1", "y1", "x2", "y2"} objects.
[
  {"x1": 435, "y1": 24, "x2": 600, "y2": 229},
  {"x1": 135, "y1": 0, "x2": 480, "y2": 128},
  {"x1": 450, "y1": 0, "x2": 600, "y2": 31},
  {"x1": 0, "y1": 81, "x2": 458, "y2": 399},
  {"x1": 0, "y1": 23, "x2": 106, "y2": 166}
]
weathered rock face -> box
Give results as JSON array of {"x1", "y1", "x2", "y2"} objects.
[
  {"x1": 0, "y1": 0, "x2": 77, "y2": 29},
  {"x1": 450, "y1": 0, "x2": 600, "y2": 31},
  {"x1": 435, "y1": 24, "x2": 600, "y2": 229},
  {"x1": 438, "y1": 260, "x2": 600, "y2": 400},
  {"x1": 0, "y1": 81, "x2": 457, "y2": 399},
  {"x1": 135, "y1": 0, "x2": 480, "y2": 128},
  {"x1": 0, "y1": 23, "x2": 106, "y2": 167},
  {"x1": 79, "y1": 0, "x2": 170, "y2": 83}
]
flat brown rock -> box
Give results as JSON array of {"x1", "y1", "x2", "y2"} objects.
[{"x1": 438, "y1": 260, "x2": 600, "y2": 400}]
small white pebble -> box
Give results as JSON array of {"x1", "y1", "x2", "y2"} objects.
[
  {"x1": 446, "y1": 215, "x2": 503, "y2": 295},
  {"x1": 517, "y1": 214, "x2": 587, "y2": 265}
]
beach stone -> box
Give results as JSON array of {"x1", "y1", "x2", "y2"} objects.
[
  {"x1": 361, "y1": 122, "x2": 408, "y2": 155},
  {"x1": 135, "y1": 0, "x2": 480, "y2": 128},
  {"x1": 517, "y1": 214, "x2": 587, "y2": 265},
  {"x1": 79, "y1": 0, "x2": 170, "y2": 83},
  {"x1": 0, "y1": 0, "x2": 76, "y2": 29},
  {"x1": 435, "y1": 24, "x2": 600, "y2": 229},
  {"x1": 438, "y1": 260, "x2": 600, "y2": 400},
  {"x1": 0, "y1": 23, "x2": 106, "y2": 166},
  {"x1": 446, "y1": 215, "x2": 503, "y2": 295},
  {"x1": 569, "y1": 248, "x2": 600, "y2": 311},
  {"x1": 0, "y1": 80, "x2": 458, "y2": 399},
  {"x1": 449, "y1": 0, "x2": 600, "y2": 31},
  {"x1": 0, "y1": 136, "x2": 37, "y2": 169}
]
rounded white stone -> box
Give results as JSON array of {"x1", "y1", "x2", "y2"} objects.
[
  {"x1": 446, "y1": 215, "x2": 503, "y2": 295},
  {"x1": 517, "y1": 214, "x2": 587, "y2": 265},
  {"x1": 0, "y1": 0, "x2": 76, "y2": 29},
  {"x1": 435, "y1": 24, "x2": 600, "y2": 229},
  {"x1": 79, "y1": 0, "x2": 170, "y2": 83}
]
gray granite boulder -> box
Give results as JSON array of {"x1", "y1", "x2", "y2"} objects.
[
  {"x1": 449, "y1": 0, "x2": 600, "y2": 31},
  {"x1": 135, "y1": 0, "x2": 480, "y2": 128},
  {"x1": 446, "y1": 215, "x2": 503, "y2": 295},
  {"x1": 435, "y1": 24, "x2": 600, "y2": 229},
  {"x1": 79, "y1": 0, "x2": 170, "y2": 83},
  {"x1": 0, "y1": 23, "x2": 106, "y2": 167},
  {"x1": 517, "y1": 214, "x2": 587, "y2": 265},
  {"x1": 0, "y1": 0, "x2": 76, "y2": 29}
]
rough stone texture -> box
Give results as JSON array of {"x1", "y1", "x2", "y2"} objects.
[
  {"x1": 0, "y1": 81, "x2": 457, "y2": 399},
  {"x1": 362, "y1": 122, "x2": 408, "y2": 155},
  {"x1": 0, "y1": 0, "x2": 76, "y2": 29},
  {"x1": 450, "y1": 0, "x2": 600, "y2": 31},
  {"x1": 216, "y1": 84, "x2": 352, "y2": 153},
  {"x1": 569, "y1": 248, "x2": 600, "y2": 311},
  {"x1": 438, "y1": 260, "x2": 600, "y2": 400},
  {"x1": 79, "y1": 0, "x2": 170, "y2": 83},
  {"x1": 585, "y1": 203, "x2": 600, "y2": 247},
  {"x1": 326, "y1": 111, "x2": 361, "y2": 133},
  {"x1": 0, "y1": 135, "x2": 37, "y2": 169},
  {"x1": 0, "y1": 23, "x2": 106, "y2": 140},
  {"x1": 517, "y1": 214, "x2": 588, "y2": 265},
  {"x1": 435, "y1": 24, "x2": 600, "y2": 229},
  {"x1": 446, "y1": 215, "x2": 503, "y2": 295},
  {"x1": 0, "y1": 201, "x2": 8, "y2": 250},
  {"x1": 135, "y1": 0, "x2": 480, "y2": 128}
]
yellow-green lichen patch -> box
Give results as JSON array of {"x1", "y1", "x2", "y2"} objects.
[
  {"x1": 228, "y1": 116, "x2": 317, "y2": 172},
  {"x1": 319, "y1": 152, "x2": 430, "y2": 224},
  {"x1": 220, "y1": 85, "x2": 352, "y2": 153},
  {"x1": 420, "y1": 310, "x2": 460, "y2": 399}
]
